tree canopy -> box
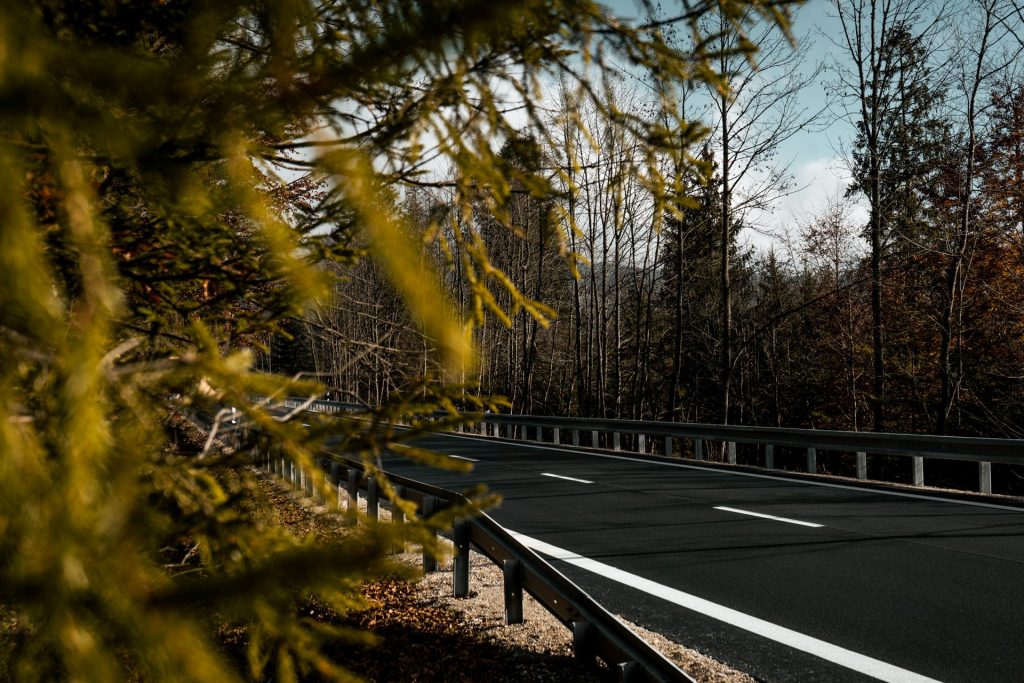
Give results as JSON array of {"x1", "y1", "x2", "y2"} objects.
[{"x1": 0, "y1": 1, "x2": 797, "y2": 680}]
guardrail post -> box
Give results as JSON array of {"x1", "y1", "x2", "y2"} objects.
[
  {"x1": 856, "y1": 452, "x2": 867, "y2": 480},
  {"x1": 304, "y1": 467, "x2": 314, "y2": 498},
  {"x1": 453, "y1": 520, "x2": 470, "y2": 598},
  {"x1": 553, "y1": 427, "x2": 560, "y2": 445},
  {"x1": 912, "y1": 456, "x2": 924, "y2": 486},
  {"x1": 422, "y1": 497, "x2": 438, "y2": 573},
  {"x1": 613, "y1": 432, "x2": 621, "y2": 451},
  {"x1": 334, "y1": 464, "x2": 345, "y2": 508},
  {"x1": 572, "y1": 620, "x2": 595, "y2": 666},
  {"x1": 638, "y1": 434, "x2": 646, "y2": 453},
  {"x1": 806, "y1": 447, "x2": 817, "y2": 474},
  {"x1": 346, "y1": 469, "x2": 359, "y2": 525},
  {"x1": 765, "y1": 444, "x2": 774, "y2": 469},
  {"x1": 694, "y1": 438, "x2": 704, "y2": 461},
  {"x1": 503, "y1": 559, "x2": 523, "y2": 624},
  {"x1": 391, "y1": 485, "x2": 406, "y2": 554},
  {"x1": 727, "y1": 442, "x2": 736, "y2": 464},
  {"x1": 979, "y1": 461, "x2": 992, "y2": 494},
  {"x1": 367, "y1": 475, "x2": 379, "y2": 520},
  {"x1": 664, "y1": 436, "x2": 672, "y2": 457},
  {"x1": 591, "y1": 430, "x2": 599, "y2": 448},
  {"x1": 617, "y1": 661, "x2": 641, "y2": 683},
  {"x1": 521, "y1": 425, "x2": 528, "y2": 441},
  {"x1": 312, "y1": 460, "x2": 323, "y2": 503},
  {"x1": 572, "y1": 429, "x2": 579, "y2": 446}
]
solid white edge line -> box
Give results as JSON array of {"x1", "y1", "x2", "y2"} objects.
[
  {"x1": 715, "y1": 506, "x2": 824, "y2": 528},
  {"x1": 440, "y1": 431, "x2": 1024, "y2": 513},
  {"x1": 449, "y1": 454, "x2": 479, "y2": 462},
  {"x1": 541, "y1": 472, "x2": 594, "y2": 484},
  {"x1": 509, "y1": 530, "x2": 939, "y2": 683}
]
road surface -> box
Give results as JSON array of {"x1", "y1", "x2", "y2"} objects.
[{"x1": 356, "y1": 431, "x2": 1024, "y2": 682}]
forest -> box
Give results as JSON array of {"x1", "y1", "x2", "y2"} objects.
[
  {"x1": 2, "y1": 0, "x2": 1022, "y2": 681},
  {"x1": 285, "y1": 0, "x2": 1024, "y2": 438},
  {"x1": 2, "y1": 1, "x2": 814, "y2": 680}
]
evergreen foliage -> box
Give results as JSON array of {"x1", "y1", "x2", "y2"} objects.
[{"x1": 0, "y1": 1, "x2": 796, "y2": 680}]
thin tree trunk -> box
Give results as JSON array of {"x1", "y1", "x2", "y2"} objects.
[{"x1": 720, "y1": 87, "x2": 733, "y2": 425}]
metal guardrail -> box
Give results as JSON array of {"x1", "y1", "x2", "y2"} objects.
[
  {"x1": 288, "y1": 398, "x2": 1024, "y2": 495},
  {"x1": 466, "y1": 414, "x2": 1023, "y2": 495},
  {"x1": 253, "y1": 442, "x2": 693, "y2": 683},
  {"x1": 277, "y1": 397, "x2": 365, "y2": 415}
]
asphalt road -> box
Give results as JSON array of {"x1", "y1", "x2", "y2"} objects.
[{"x1": 364, "y1": 431, "x2": 1024, "y2": 683}]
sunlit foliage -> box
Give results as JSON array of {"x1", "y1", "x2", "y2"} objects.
[{"x1": 0, "y1": 1, "x2": 795, "y2": 680}]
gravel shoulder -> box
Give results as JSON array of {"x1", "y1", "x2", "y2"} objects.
[{"x1": 256, "y1": 470, "x2": 754, "y2": 683}]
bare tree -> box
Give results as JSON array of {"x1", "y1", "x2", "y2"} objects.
[
  {"x1": 930, "y1": 0, "x2": 1023, "y2": 432},
  {"x1": 705, "y1": 8, "x2": 823, "y2": 423}
]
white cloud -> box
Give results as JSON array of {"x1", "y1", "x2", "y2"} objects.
[{"x1": 742, "y1": 156, "x2": 868, "y2": 252}]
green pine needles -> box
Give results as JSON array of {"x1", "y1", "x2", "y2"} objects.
[{"x1": 0, "y1": 1, "x2": 795, "y2": 680}]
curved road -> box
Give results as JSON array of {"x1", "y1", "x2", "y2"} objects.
[{"x1": 366, "y1": 431, "x2": 1024, "y2": 682}]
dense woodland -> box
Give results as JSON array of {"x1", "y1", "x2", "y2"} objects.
[
  {"x1": 5, "y1": 0, "x2": 1023, "y2": 679},
  {"x1": 4, "y1": 1, "x2": 811, "y2": 680},
  {"x1": 285, "y1": 0, "x2": 1024, "y2": 438}
]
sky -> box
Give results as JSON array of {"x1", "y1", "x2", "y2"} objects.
[
  {"x1": 386, "y1": 1, "x2": 871, "y2": 254},
  {"x1": 606, "y1": 0, "x2": 868, "y2": 252},
  {"x1": 752, "y1": 1, "x2": 867, "y2": 250}
]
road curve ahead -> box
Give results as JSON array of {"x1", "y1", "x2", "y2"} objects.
[{"x1": 366, "y1": 431, "x2": 1024, "y2": 683}]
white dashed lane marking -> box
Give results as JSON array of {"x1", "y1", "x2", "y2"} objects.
[
  {"x1": 714, "y1": 506, "x2": 823, "y2": 528},
  {"x1": 541, "y1": 472, "x2": 593, "y2": 484}
]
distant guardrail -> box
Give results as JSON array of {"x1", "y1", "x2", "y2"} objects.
[
  {"x1": 254, "y1": 434, "x2": 694, "y2": 682},
  {"x1": 283, "y1": 397, "x2": 1024, "y2": 496}
]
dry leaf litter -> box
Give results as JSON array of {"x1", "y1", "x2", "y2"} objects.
[{"x1": 252, "y1": 470, "x2": 755, "y2": 683}]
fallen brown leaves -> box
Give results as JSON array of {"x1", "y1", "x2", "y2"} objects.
[
  {"x1": 235, "y1": 474, "x2": 595, "y2": 682},
  {"x1": 328, "y1": 578, "x2": 591, "y2": 683},
  {"x1": 244, "y1": 471, "x2": 754, "y2": 683}
]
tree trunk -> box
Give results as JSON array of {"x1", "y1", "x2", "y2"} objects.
[{"x1": 720, "y1": 88, "x2": 733, "y2": 425}]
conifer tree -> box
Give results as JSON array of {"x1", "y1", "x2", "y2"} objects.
[{"x1": 0, "y1": 1, "x2": 796, "y2": 680}]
